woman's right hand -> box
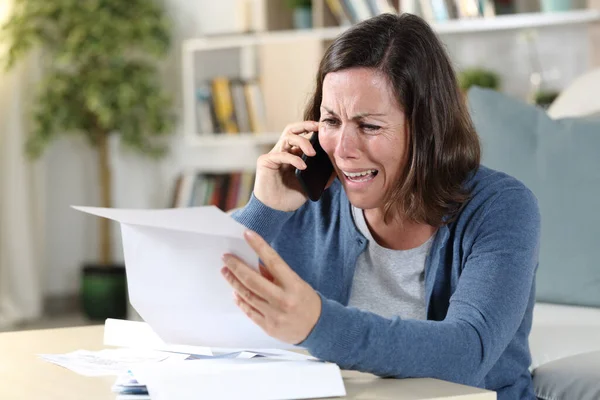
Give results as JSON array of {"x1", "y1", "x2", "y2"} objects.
[{"x1": 253, "y1": 121, "x2": 320, "y2": 212}]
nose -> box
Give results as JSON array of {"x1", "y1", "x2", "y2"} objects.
[{"x1": 334, "y1": 124, "x2": 360, "y2": 160}]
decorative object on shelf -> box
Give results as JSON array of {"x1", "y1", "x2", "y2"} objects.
[
  {"x1": 492, "y1": 0, "x2": 516, "y2": 15},
  {"x1": 327, "y1": 0, "x2": 398, "y2": 24},
  {"x1": 458, "y1": 68, "x2": 501, "y2": 92},
  {"x1": 540, "y1": 0, "x2": 573, "y2": 13},
  {"x1": 1, "y1": 0, "x2": 175, "y2": 321},
  {"x1": 286, "y1": 0, "x2": 313, "y2": 29},
  {"x1": 533, "y1": 90, "x2": 560, "y2": 109},
  {"x1": 520, "y1": 29, "x2": 562, "y2": 106}
]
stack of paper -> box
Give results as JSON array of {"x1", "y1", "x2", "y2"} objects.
[
  {"x1": 70, "y1": 205, "x2": 347, "y2": 399},
  {"x1": 127, "y1": 357, "x2": 345, "y2": 400}
]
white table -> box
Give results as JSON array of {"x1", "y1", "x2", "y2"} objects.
[{"x1": 0, "y1": 325, "x2": 496, "y2": 399}]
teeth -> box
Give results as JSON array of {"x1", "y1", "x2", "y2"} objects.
[{"x1": 344, "y1": 169, "x2": 376, "y2": 178}]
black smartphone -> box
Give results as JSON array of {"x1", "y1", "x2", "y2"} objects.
[{"x1": 295, "y1": 132, "x2": 334, "y2": 202}]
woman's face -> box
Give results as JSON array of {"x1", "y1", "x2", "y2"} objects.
[{"x1": 319, "y1": 67, "x2": 409, "y2": 211}]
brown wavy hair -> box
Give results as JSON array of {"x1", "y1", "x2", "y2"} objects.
[{"x1": 304, "y1": 13, "x2": 480, "y2": 227}]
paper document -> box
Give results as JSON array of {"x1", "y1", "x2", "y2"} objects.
[
  {"x1": 104, "y1": 318, "x2": 212, "y2": 356},
  {"x1": 104, "y1": 318, "x2": 317, "y2": 361},
  {"x1": 130, "y1": 358, "x2": 346, "y2": 400},
  {"x1": 74, "y1": 205, "x2": 292, "y2": 349},
  {"x1": 38, "y1": 349, "x2": 189, "y2": 377}
]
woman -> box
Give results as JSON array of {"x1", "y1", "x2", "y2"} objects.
[{"x1": 222, "y1": 13, "x2": 540, "y2": 400}]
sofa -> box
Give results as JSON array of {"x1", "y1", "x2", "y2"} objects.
[{"x1": 468, "y1": 83, "x2": 600, "y2": 400}]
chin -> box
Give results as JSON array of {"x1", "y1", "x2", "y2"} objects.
[{"x1": 345, "y1": 193, "x2": 383, "y2": 211}]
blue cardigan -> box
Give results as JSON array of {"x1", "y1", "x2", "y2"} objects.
[{"x1": 232, "y1": 165, "x2": 540, "y2": 400}]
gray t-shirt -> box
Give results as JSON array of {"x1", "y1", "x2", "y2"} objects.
[{"x1": 347, "y1": 206, "x2": 433, "y2": 320}]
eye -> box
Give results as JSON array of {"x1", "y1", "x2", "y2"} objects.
[
  {"x1": 360, "y1": 124, "x2": 381, "y2": 132},
  {"x1": 321, "y1": 118, "x2": 340, "y2": 127}
]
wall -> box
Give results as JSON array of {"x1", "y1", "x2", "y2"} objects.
[
  {"x1": 43, "y1": 1, "x2": 593, "y2": 297},
  {"x1": 445, "y1": 24, "x2": 590, "y2": 98}
]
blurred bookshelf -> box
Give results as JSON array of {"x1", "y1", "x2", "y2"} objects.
[
  {"x1": 171, "y1": 171, "x2": 256, "y2": 209},
  {"x1": 432, "y1": 9, "x2": 600, "y2": 33},
  {"x1": 176, "y1": 0, "x2": 600, "y2": 211}
]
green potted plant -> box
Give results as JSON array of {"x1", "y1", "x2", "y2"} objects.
[
  {"x1": 458, "y1": 68, "x2": 501, "y2": 92},
  {"x1": 286, "y1": 0, "x2": 313, "y2": 29},
  {"x1": 533, "y1": 90, "x2": 560, "y2": 110},
  {"x1": 1, "y1": 0, "x2": 175, "y2": 321}
]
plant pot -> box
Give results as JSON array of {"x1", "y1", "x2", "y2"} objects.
[
  {"x1": 81, "y1": 263, "x2": 128, "y2": 321},
  {"x1": 293, "y1": 7, "x2": 312, "y2": 30},
  {"x1": 540, "y1": 0, "x2": 572, "y2": 12}
]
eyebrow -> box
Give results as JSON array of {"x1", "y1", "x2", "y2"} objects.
[{"x1": 321, "y1": 106, "x2": 385, "y2": 120}]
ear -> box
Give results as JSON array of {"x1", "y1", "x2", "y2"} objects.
[{"x1": 404, "y1": 115, "x2": 411, "y2": 146}]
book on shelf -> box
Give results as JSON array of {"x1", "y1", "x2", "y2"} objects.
[
  {"x1": 195, "y1": 77, "x2": 267, "y2": 136},
  {"x1": 211, "y1": 77, "x2": 239, "y2": 134},
  {"x1": 326, "y1": 0, "x2": 399, "y2": 25},
  {"x1": 326, "y1": 0, "x2": 352, "y2": 25},
  {"x1": 325, "y1": 0, "x2": 505, "y2": 24},
  {"x1": 195, "y1": 82, "x2": 219, "y2": 134},
  {"x1": 230, "y1": 79, "x2": 252, "y2": 133},
  {"x1": 244, "y1": 80, "x2": 267, "y2": 134},
  {"x1": 172, "y1": 171, "x2": 255, "y2": 211}
]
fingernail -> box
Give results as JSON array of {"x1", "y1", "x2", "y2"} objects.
[
  {"x1": 221, "y1": 266, "x2": 229, "y2": 276},
  {"x1": 244, "y1": 230, "x2": 256, "y2": 239},
  {"x1": 221, "y1": 254, "x2": 230, "y2": 262}
]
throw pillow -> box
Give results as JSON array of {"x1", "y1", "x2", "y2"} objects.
[{"x1": 468, "y1": 87, "x2": 600, "y2": 308}]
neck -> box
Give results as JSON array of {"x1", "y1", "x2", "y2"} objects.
[{"x1": 363, "y1": 207, "x2": 436, "y2": 250}]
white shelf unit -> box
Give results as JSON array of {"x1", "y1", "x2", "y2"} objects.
[
  {"x1": 185, "y1": 132, "x2": 282, "y2": 147},
  {"x1": 181, "y1": 38, "x2": 274, "y2": 148},
  {"x1": 433, "y1": 9, "x2": 600, "y2": 34},
  {"x1": 182, "y1": 8, "x2": 600, "y2": 148},
  {"x1": 177, "y1": 4, "x2": 600, "y2": 209},
  {"x1": 182, "y1": 34, "x2": 323, "y2": 149}
]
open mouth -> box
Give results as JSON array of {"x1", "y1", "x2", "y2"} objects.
[{"x1": 342, "y1": 169, "x2": 379, "y2": 183}]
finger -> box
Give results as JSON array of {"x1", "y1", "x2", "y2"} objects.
[
  {"x1": 259, "y1": 262, "x2": 274, "y2": 283},
  {"x1": 258, "y1": 152, "x2": 307, "y2": 171},
  {"x1": 243, "y1": 230, "x2": 296, "y2": 284},
  {"x1": 285, "y1": 120, "x2": 319, "y2": 136},
  {"x1": 289, "y1": 146, "x2": 304, "y2": 157},
  {"x1": 222, "y1": 265, "x2": 269, "y2": 313},
  {"x1": 234, "y1": 292, "x2": 267, "y2": 327},
  {"x1": 277, "y1": 121, "x2": 319, "y2": 152},
  {"x1": 283, "y1": 133, "x2": 316, "y2": 156},
  {"x1": 222, "y1": 255, "x2": 283, "y2": 305}
]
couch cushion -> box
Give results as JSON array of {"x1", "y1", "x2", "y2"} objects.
[
  {"x1": 533, "y1": 350, "x2": 600, "y2": 400},
  {"x1": 468, "y1": 87, "x2": 600, "y2": 308},
  {"x1": 530, "y1": 303, "x2": 600, "y2": 370}
]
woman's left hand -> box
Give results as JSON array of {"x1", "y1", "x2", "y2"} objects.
[{"x1": 221, "y1": 230, "x2": 321, "y2": 345}]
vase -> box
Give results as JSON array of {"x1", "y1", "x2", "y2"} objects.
[
  {"x1": 293, "y1": 7, "x2": 312, "y2": 30},
  {"x1": 540, "y1": 0, "x2": 572, "y2": 12},
  {"x1": 81, "y1": 263, "x2": 128, "y2": 321}
]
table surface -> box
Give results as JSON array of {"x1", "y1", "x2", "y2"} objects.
[{"x1": 0, "y1": 325, "x2": 496, "y2": 400}]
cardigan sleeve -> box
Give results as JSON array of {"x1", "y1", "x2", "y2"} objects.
[{"x1": 230, "y1": 193, "x2": 295, "y2": 243}]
